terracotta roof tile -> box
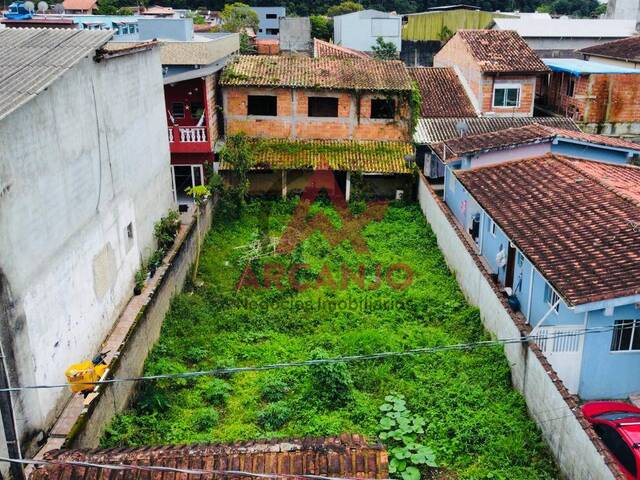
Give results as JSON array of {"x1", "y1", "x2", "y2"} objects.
[
  {"x1": 456, "y1": 30, "x2": 550, "y2": 74},
  {"x1": 30, "y1": 435, "x2": 389, "y2": 480},
  {"x1": 219, "y1": 139, "x2": 413, "y2": 174},
  {"x1": 313, "y1": 39, "x2": 370, "y2": 60},
  {"x1": 414, "y1": 116, "x2": 579, "y2": 144},
  {"x1": 220, "y1": 55, "x2": 413, "y2": 91},
  {"x1": 580, "y1": 36, "x2": 640, "y2": 63},
  {"x1": 408, "y1": 67, "x2": 477, "y2": 118},
  {"x1": 566, "y1": 158, "x2": 640, "y2": 205},
  {"x1": 455, "y1": 154, "x2": 640, "y2": 306},
  {"x1": 62, "y1": 0, "x2": 96, "y2": 9},
  {"x1": 547, "y1": 127, "x2": 640, "y2": 151}
]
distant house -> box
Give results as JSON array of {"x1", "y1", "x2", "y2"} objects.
[
  {"x1": 219, "y1": 55, "x2": 415, "y2": 199},
  {"x1": 492, "y1": 17, "x2": 637, "y2": 58},
  {"x1": 141, "y1": 5, "x2": 176, "y2": 17},
  {"x1": 62, "y1": 0, "x2": 96, "y2": 14},
  {"x1": 443, "y1": 152, "x2": 640, "y2": 399},
  {"x1": 252, "y1": 6, "x2": 286, "y2": 39},
  {"x1": 0, "y1": 28, "x2": 173, "y2": 462},
  {"x1": 579, "y1": 36, "x2": 640, "y2": 70},
  {"x1": 434, "y1": 30, "x2": 550, "y2": 117},
  {"x1": 539, "y1": 58, "x2": 640, "y2": 139},
  {"x1": 333, "y1": 9, "x2": 401, "y2": 53}
]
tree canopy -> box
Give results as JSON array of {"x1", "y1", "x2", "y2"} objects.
[{"x1": 220, "y1": 2, "x2": 259, "y2": 33}]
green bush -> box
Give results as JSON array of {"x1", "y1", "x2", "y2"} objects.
[
  {"x1": 154, "y1": 210, "x2": 181, "y2": 251},
  {"x1": 257, "y1": 402, "x2": 291, "y2": 431},
  {"x1": 193, "y1": 409, "x2": 220, "y2": 432},
  {"x1": 258, "y1": 375, "x2": 290, "y2": 403},
  {"x1": 203, "y1": 379, "x2": 232, "y2": 406},
  {"x1": 309, "y1": 349, "x2": 353, "y2": 407}
]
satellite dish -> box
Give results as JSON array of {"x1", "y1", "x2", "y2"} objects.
[
  {"x1": 52, "y1": 3, "x2": 64, "y2": 13},
  {"x1": 23, "y1": 1, "x2": 35, "y2": 12},
  {"x1": 455, "y1": 120, "x2": 469, "y2": 137},
  {"x1": 37, "y1": 1, "x2": 48, "y2": 12}
]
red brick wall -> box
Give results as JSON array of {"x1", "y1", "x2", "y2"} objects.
[
  {"x1": 434, "y1": 35, "x2": 482, "y2": 106},
  {"x1": 480, "y1": 75, "x2": 536, "y2": 116},
  {"x1": 223, "y1": 87, "x2": 410, "y2": 141}
]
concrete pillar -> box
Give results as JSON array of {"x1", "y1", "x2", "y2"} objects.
[
  {"x1": 345, "y1": 171, "x2": 351, "y2": 202},
  {"x1": 282, "y1": 170, "x2": 287, "y2": 199}
]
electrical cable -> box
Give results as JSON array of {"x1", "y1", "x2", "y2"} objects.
[{"x1": 0, "y1": 325, "x2": 614, "y2": 393}]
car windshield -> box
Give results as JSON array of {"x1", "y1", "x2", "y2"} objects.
[{"x1": 594, "y1": 411, "x2": 640, "y2": 422}]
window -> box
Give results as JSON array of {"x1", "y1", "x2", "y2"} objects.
[
  {"x1": 308, "y1": 97, "x2": 339, "y2": 117},
  {"x1": 543, "y1": 283, "x2": 560, "y2": 312},
  {"x1": 611, "y1": 320, "x2": 640, "y2": 352},
  {"x1": 126, "y1": 223, "x2": 133, "y2": 239},
  {"x1": 489, "y1": 219, "x2": 496, "y2": 236},
  {"x1": 190, "y1": 101, "x2": 205, "y2": 121},
  {"x1": 594, "y1": 424, "x2": 637, "y2": 477},
  {"x1": 493, "y1": 84, "x2": 520, "y2": 108},
  {"x1": 247, "y1": 95, "x2": 277, "y2": 116},
  {"x1": 171, "y1": 102, "x2": 185, "y2": 119},
  {"x1": 566, "y1": 78, "x2": 575, "y2": 97},
  {"x1": 371, "y1": 98, "x2": 396, "y2": 119},
  {"x1": 266, "y1": 28, "x2": 279, "y2": 35},
  {"x1": 266, "y1": 13, "x2": 277, "y2": 18}
]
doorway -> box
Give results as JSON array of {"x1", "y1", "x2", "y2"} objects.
[{"x1": 171, "y1": 164, "x2": 203, "y2": 204}]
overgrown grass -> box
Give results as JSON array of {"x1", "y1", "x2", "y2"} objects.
[{"x1": 102, "y1": 199, "x2": 557, "y2": 479}]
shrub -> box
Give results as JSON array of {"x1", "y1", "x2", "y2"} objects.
[
  {"x1": 154, "y1": 210, "x2": 181, "y2": 251},
  {"x1": 309, "y1": 349, "x2": 353, "y2": 407},
  {"x1": 259, "y1": 376, "x2": 290, "y2": 403},
  {"x1": 203, "y1": 379, "x2": 232, "y2": 406},
  {"x1": 257, "y1": 402, "x2": 291, "y2": 431},
  {"x1": 193, "y1": 408, "x2": 219, "y2": 432}
]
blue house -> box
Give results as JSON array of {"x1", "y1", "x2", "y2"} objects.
[
  {"x1": 251, "y1": 6, "x2": 286, "y2": 39},
  {"x1": 444, "y1": 151, "x2": 640, "y2": 399}
]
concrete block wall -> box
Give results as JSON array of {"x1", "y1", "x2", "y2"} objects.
[
  {"x1": 222, "y1": 87, "x2": 410, "y2": 141},
  {"x1": 417, "y1": 173, "x2": 624, "y2": 480}
]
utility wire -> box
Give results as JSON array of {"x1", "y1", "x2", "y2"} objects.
[
  {"x1": 0, "y1": 326, "x2": 614, "y2": 393},
  {"x1": 0, "y1": 456, "x2": 389, "y2": 480}
]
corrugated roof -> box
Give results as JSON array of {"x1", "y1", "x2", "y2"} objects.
[
  {"x1": 413, "y1": 116, "x2": 579, "y2": 144},
  {"x1": 219, "y1": 139, "x2": 413, "y2": 173},
  {"x1": 220, "y1": 55, "x2": 413, "y2": 91},
  {"x1": 455, "y1": 154, "x2": 640, "y2": 306},
  {"x1": 455, "y1": 30, "x2": 549, "y2": 74},
  {"x1": 493, "y1": 18, "x2": 637, "y2": 38},
  {"x1": 543, "y1": 58, "x2": 640, "y2": 76},
  {"x1": 31, "y1": 435, "x2": 389, "y2": 480},
  {"x1": 408, "y1": 67, "x2": 477, "y2": 118},
  {"x1": 0, "y1": 28, "x2": 113, "y2": 122},
  {"x1": 401, "y1": 9, "x2": 502, "y2": 41},
  {"x1": 313, "y1": 38, "x2": 370, "y2": 60},
  {"x1": 579, "y1": 36, "x2": 640, "y2": 63}
]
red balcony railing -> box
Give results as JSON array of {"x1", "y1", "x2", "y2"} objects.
[{"x1": 168, "y1": 126, "x2": 210, "y2": 153}]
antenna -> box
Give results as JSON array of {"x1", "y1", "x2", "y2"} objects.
[
  {"x1": 455, "y1": 120, "x2": 469, "y2": 137},
  {"x1": 37, "y1": 1, "x2": 48, "y2": 12}
]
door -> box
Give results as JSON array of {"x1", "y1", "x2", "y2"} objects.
[
  {"x1": 505, "y1": 243, "x2": 516, "y2": 289},
  {"x1": 536, "y1": 326, "x2": 582, "y2": 394},
  {"x1": 172, "y1": 164, "x2": 204, "y2": 204}
]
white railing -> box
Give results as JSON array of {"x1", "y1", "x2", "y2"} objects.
[
  {"x1": 179, "y1": 127, "x2": 207, "y2": 143},
  {"x1": 168, "y1": 128, "x2": 174, "y2": 143}
]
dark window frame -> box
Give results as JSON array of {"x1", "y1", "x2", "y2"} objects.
[
  {"x1": 247, "y1": 95, "x2": 278, "y2": 116},
  {"x1": 171, "y1": 102, "x2": 185, "y2": 119},
  {"x1": 308, "y1": 96, "x2": 339, "y2": 118},
  {"x1": 371, "y1": 98, "x2": 396, "y2": 119},
  {"x1": 265, "y1": 13, "x2": 277, "y2": 18}
]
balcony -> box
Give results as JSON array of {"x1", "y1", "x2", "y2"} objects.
[{"x1": 168, "y1": 126, "x2": 211, "y2": 154}]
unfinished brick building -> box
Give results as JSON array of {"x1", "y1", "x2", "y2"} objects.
[
  {"x1": 434, "y1": 30, "x2": 550, "y2": 117},
  {"x1": 219, "y1": 55, "x2": 414, "y2": 141}
]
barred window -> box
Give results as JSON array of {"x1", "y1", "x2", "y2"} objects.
[{"x1": 611, "y1": 320, "x2": 640, "y2": 352}]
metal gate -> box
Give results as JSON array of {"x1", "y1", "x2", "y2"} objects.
[{"x1": 536, "y1": 326, "x2": 583, "y2": 394}]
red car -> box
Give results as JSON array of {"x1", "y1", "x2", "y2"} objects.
[{"x1": 583, "y1": 401, "x2": 640, "y2": 479}]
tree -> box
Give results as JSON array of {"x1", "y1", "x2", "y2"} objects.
[
  {"x1": 95, "y1": 0, "x2": 117, "y2": 15},
  {"x1": 326, "y1": 1, "x2": 363, "y2": 17},
  {"x1": 220, "y1": 2, "x2": 259, "y2": 33},
  {"x1": 117, "y1": 6, "x2": 134, "y2": 14},
  {"x1": 371, "y1": 36, "x2": 398, "y2": 60},
  {"x1": 185, "y1": 185, "x2": 210, "y2": 286},
  {"x1": 310, "y1": 15, "x2": 333, "y2": 40},
  {"x1": 239, "y1": 31, "x2": 256, "y2": 54}
]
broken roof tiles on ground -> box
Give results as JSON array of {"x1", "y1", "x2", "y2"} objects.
[
  {"x1": 219, "y1": 139, "x2": 413, "y2": 174},
  {"x1": 414, "y1": 116, "x2": 579, "y2": 144},
  {"x1": 313, "y1": 38, "x2": 370, "y2": 60},
  {"x1": 30, "y1": 435, "x2": 389, "y2": 480},
  {"x1": 455, "y1": 29, "x2": 550, "y2": 74},
  {"x1": 431, "y1": 123, "x2": 640, "y2": 162},
  {"x1": 220, "y1": 55, "x2": 413, "y2": 91},
  {"x1": 455, "y1": 154, "x2": 640, "y2": 306},
  {"x1": 579, "y1": 36, "x2": 640, "y2": 63},
  {"x1": 0, "y1": 28, "x2": 113, "y2": 121},
  {"x1": 408, "y1": 67, "x2": 477, "y2": 118}
]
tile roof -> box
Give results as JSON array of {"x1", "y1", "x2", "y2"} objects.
[
  {"x1": 566, "y1": 158, "x2": 640, "y2": 205},
  {"x1": 455, "y1": 29, "x2": 550, "y2": 74},
  {"x1": 455, "y1": 154, "x2": 640, "y2": 306},
  {"x1": 579, "y1": 36, "x2": 640, "y2": 63},
  {"x1": 313, "y1": 38, "x2": 370, "y2": 60},
  {"x1": 219, "y1": 139, "x2": 413, "y2": 173},
  {"x1": 62, "y1": 0, "x2": 96, "y2": 9},
  {"x1": 30, "y1": 435, "x2": 389, "y2": 480},
  {"x1": 220, "y1": 55, "x2": 413, "y2": 91},
  {"x1": 414, "y1": 116, "x2": 579, "y2": 144},
  {"x1": 408, "y1": 67, "x2": 477, "y2": 118},
  {"x1": 0, "y1": 28, "x2": 113, "y2": 122},
  {"x1": 431, "y1": 123, "x2": 640, "y2": 162}
]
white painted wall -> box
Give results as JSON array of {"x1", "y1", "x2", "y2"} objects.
[
  {"x1": 333, "y1": 10, "x2": 401, "y2": 52},
  {"x1": 0, "y1": 47, "x2": 173, "y2": 454}
]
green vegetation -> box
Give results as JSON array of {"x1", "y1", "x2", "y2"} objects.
[
  {"x1": 371, "y1": 36, "x2": 398, "y2": 60},
  {"x1": 220, "y1": 2, "x2": 259, "y2": 33},
  {"x1": 310, "y1": 15, "x2": 333, "y2": 41},
  {"x1": 102, "y1": 199, "x2": 557, "y2": 479},
  {"x1": 326, "y1": 0, "x2": 363, "y2": 16}
]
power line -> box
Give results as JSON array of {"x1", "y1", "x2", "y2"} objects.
[
  {"x1": 0, "y1": 456, "x2": 388, "y2": 480},
  {"x1": 0, "y1": 326, "x2": 614, "y2": 393}
]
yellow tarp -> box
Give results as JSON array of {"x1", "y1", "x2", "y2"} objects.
[{"x1": 402, "y1": 10, "x2": 508, "y2": 41}]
